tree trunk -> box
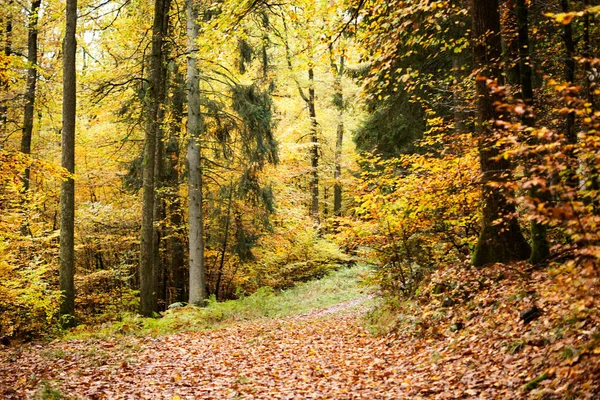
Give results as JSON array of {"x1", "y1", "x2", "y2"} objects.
[
  {"x1": 261, "y1": 11, "x2": 269, "y2": 80},
  {"x1": 59, "y1": 0, "x2": 77, "y2": 325},
  {"x1": 139, "y1": 0, "x2": 168, "y2": 317},
  {"x1": 153, "y1": 102, "x2": 165, "y2": 309},
  {"x1": 516, "y1": 0, "x2": 549, "y2": 264},
  {"x1": 308, "y1": 66, "x2": 319, "y2": 221},
  {"x1": 187, "y1": 0, "x2": 207, "y2": 306},
  {"x1": 152, "y1": 15, "x2": 171, "y2": 308},
  {"x1": 282, "y1": 21, "x2": 319, "y2": 221},
  {"x1": 331, "y1": 49, "x2": 344, "y2": 216},
  {"x1": 215, "y1": 183, "x2": 233, "y2": 301},
  {"x1": 20, "y1": 0, "x2": 41, "y2": 235},
  {"x1": 166, "y1": 65, "x2": 186, "y2": 303},
  {"x1": 471, "y1": 0, "x2": 531, "y2": 266}
]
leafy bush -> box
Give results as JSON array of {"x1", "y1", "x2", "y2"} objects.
[
  {"x1": 235, "y1": 217, "x2": 351, "y2": 292},
  {"x1": 350, "y1": 127, "x2": 481, "y2": 298}
]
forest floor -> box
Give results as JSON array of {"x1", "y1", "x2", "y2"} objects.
[{"x1": 1, "y1": 263, "x2": 599, "y2": 399}]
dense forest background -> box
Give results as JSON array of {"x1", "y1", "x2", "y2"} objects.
[{"x1": 1, "y1": 0, "x2": 600, "y2": 395}]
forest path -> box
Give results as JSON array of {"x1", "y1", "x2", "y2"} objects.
[
  {"x1": 2, "y1": 295, "x2": 424, "y2": 399},
  {"x1": 0, "y1": 284, "x2": 561, "y2": 399}
]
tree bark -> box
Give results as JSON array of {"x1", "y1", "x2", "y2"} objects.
[
  {"x1": 166, "y1": 65, "x2": 187, "y2": 303},
  {"x1": 21, "y1": 0, "x2": 41, "y2": 195},
  {"x1": 59, "y1": 0, "x2": 77, "y2": 325},
  {"x1": 153, "y1": 86, "x2": 166, "y2": 309},
  {"x1": 215, "y1": 183, "x2": 233, "y2": 301},
  {"x1": 152, "y1": 3, "x2": 171, "y2": 308},
  {"x1": 261, "y1": 11, "x2": 269, "y2": 80},
  {"x1": 139, "y1": 0, "x2": 168, "y2": 316},
  {"x1": 187, "y1": 0, "x2": 207, "y2": 306},
  {"x1": 308, "y1": 66, "x2": 319, "y2": 221},
  {"x1": 332, "y1": 51, "x2": 344, "y2": 216},
  {"x1": 471, "y1": 0, "x2": 531, "y2": 266}
]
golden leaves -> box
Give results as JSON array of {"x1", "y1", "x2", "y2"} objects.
[{"x1": 544, "y1": 6, "x2": 600, "y2": 25}]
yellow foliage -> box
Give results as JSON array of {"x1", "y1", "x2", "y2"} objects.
[{"x1": 349, "y1": 130, "x2": 481, "y2": 296}]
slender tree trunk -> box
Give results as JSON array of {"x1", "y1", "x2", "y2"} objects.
[
  {"x1": 59, "y1": 0, "x2": 77, "y2": 325},
  {"x1": 167, "y1": 66, "x2": 186, "y2": 303},
  {"x1": 308, "y1": 66, "x2": 319, "y2": 221},
  {"x1": 471, "y1": 0, "x2": 531, "y2": 266},
  {"x1": 215, "y1": 183, "x2": 233, "y2": 301},
  {"x1": 261, "y1": 11, "x2": 269, "y2": 80},
  {"x1": 187, "y1": 0, "x2": 207, "y2": 306},
  {"x1": 139, "y1": 0, "x2": 168, "y2": 317},
  {"x1": 516, "y1": 0, "x2": 549, "y2": 264},
  {"x1": 331, "y1": 50, "x2": 344, "y2": 216},
  {"x1": 153, "y1": 108, "x2": 165, "y2": 308},
  {"x1": 152, "y1": 15, "x2": 171, "y2": 308},
  {"x1": 20, "y1": 0, "x2": 41, "y2": 235},
  {"x1": 282, "y1": 21, "x2": 319, "y2": 220}
]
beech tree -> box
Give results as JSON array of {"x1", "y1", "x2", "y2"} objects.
[
  {"x1": 186, "y1": 0, "x2": 207, "y2": 306},
  {"x1": 59, "y1": 0, "x2": 77, "y2": 324},
  {"x1": 139, "y1": 0, "x2": 171, "y2": 317},
  {"x1": 330, "y1": 44, "x2": 345, "y2": 216},
  {"x1": 20, "y1": 0, "x2": 41, "y2": 198}
]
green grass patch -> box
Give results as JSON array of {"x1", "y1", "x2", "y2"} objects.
[
  {"x1": 523, "y1": 372, "x2": 550, "y2": 391},
  {"x1": 66, "y1": 263, "x2": 373, "y2": 339},
  {"x1": 39, "y1": 380, "x2": 65, "y2": 399}
]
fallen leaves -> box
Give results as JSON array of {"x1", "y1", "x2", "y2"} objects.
[{"x1": 1, "y1": 272, "x2": 599, "y2": 399}]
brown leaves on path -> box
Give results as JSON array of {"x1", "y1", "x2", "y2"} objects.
[{"x1": 1, "y1": 291, "x2": 598, "y2": 399}]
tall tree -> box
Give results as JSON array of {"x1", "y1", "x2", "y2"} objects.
[
  {"x1": 516, "y1": 0, "x2": 549, "y2": 264},
  {"x1": 307, "y1": 63, "x2": 319, "y2": 221},
  {"x1": 330, "y1": 44, "x2": 344, "y2": 216},
  {"x1": 471, "y1": 0, "x2": 531, "y2": 266},
  {"x1": 59, "y1": 0, "x2": 77, "y2": 324},
  {"x1": 165, "y1": 65, "x2": 187, "y2": 303},
  {"x1": 187, "y1": 0, "x2": 207, "y2": 305},
  {"x1": 20, "y1": 0, "x2": 41, "y2": 197},
  {"x1": 281, "y1": 17, "x2": 320, "y2": 221},
  {"x1": 139, "y1": 0, "x2": 169, "y2": 316}
]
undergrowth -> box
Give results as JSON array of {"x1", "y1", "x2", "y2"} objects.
[{"x1": 66, "y1": 263, "x2": 373, "y2": 339}]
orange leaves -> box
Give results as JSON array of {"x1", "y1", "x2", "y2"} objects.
[
  {"x1": 547, "y1": 12, "x2": 577, "y2": 25},
  {"x1": 544, "y1": 6, "x2": 600, "y2": 25}
]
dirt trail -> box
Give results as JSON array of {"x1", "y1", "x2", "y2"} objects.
[
  {"x1": 2, "y1": 293, "x2": 569, "y2": 399},
  {"x1": 2, "y1": 297, "x2": 413, "y2": 399}
]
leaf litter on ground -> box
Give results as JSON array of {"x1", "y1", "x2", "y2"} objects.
[{"x1": 1, "y1": 262, "x2": 599, "y2": 399}]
